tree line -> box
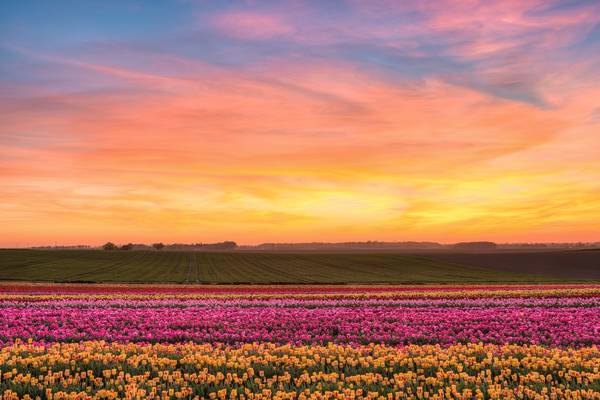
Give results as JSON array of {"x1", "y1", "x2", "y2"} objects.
[{"x1": 101, "y1": 241, "x2": 237, "y2": 251}]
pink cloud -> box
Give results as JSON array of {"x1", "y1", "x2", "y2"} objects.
[{"x1": 211, "y1": 11, "x2": 293, "y2": 40}]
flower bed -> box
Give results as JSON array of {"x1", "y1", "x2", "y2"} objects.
[{"x1": 0, "y1": 284, "x2": 598, "y2": 399}]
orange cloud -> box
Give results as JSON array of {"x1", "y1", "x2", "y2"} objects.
[
  {"x1": 2, "y1": 0, "x2": 600, "y2": 246},
  {"x1": 1, "y1": 49, "x2": 599, "y2": 246}
]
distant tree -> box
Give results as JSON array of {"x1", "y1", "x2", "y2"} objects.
[
  {"x1": 102, "y1": 242, "x2": 117, "y2": 251},
  {"x1": 204, "y1": 241, "x2": 237, "y2": 250},
  {"x1": 120, "y1": 243, "x2": 134, "y2": 251},
  {"x1": 152, "y1": 242, "x2": 165, "y2": 250},
  {"x1": 222, "y1": 241, "x2": 237, "y2": 250},
  {"x1": 453, "y1": 241, "x2": 497, "y2": 250}
]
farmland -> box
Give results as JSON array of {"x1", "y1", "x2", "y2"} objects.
[
  {"x1": 2, "y1": 251, "x2": 599, "y2": 398},
  {"x1": 0, "y1": 283, "x2": 599, "y2": 399},
  {"x1": 425, "y1": 250, "x2": 600, "y2": 280},
  {"x1": 1, "y1": 249, "x2": 599, "y2": 284}
]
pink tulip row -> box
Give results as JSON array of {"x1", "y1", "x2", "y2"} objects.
[
  {"x1": 1, "y1": 296, "x2": 599, "y2": 308},
  {"x1": 1, "y1": 300, "x2": 598, "y2": 347}
]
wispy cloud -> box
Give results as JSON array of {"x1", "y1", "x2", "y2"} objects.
[{"x1": 210, "y1": 11, "x2": 294, "y2": 40}]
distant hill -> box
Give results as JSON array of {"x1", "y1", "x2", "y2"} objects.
[
  {"x1": 453, "y1": 241, "x2": 497, "y2": 250},
  {"x1": 21, "y1": 240, "x2": 600, "y2": 252},
  {"x1": 163, "y1": 241, "x2": 237, "y2": 251},
  {"x1": 252, "y1": 241, "x2": 444, "y2": 251}
]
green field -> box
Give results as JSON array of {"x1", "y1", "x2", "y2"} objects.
[{"x1": 0, "y1": 249, "x2": 590, "y2": 284}]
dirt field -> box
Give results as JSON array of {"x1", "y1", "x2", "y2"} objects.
[{"x1": 423, "y1": 250, "x2": 600, "y2": 279}]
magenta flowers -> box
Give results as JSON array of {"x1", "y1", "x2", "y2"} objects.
[{"x1": 0, "y1": 284, "x2": 598, "y2": 347}]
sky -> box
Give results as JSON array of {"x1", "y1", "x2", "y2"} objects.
[{"x1": 1, "y1": 0, "x2": 600, "y2": 246}]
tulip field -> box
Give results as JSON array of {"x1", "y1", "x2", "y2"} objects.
[{"x1": 0, "y1": 284, "x2": 599, "y2": 399}]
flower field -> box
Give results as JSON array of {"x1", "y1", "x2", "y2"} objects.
[{"x1": 0, "y1": 284, "x2": 599, "y2": 399}]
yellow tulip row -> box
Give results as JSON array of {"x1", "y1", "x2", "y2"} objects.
[
  {"x1": 1, "y1": 287, "x2": 599, "y2": 301},
  {"x1": 1, "y1": 341, "x2": 599, "y2": 399}
]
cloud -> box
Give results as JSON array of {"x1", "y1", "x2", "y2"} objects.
[
  {"x1": 2, "y1": 1, "x2": 600, "y2": 244},
  {"x1": 210, "y1": 11, "x2": 293, "y2": 40}
]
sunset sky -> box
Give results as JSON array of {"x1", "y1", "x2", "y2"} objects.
[{"x1": 1, "y1": 0, "x2": 600, "y2": 246}]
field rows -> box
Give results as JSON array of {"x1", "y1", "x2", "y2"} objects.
[{"x1": 0, "y1": 250, "x2": 589, "y2": 284}]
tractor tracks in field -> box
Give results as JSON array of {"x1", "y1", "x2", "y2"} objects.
[
  {"x1": 182, "y1": 252, "x2": 202, "y2": 284},
  {"x1": 183, "y1": 253, "x2": 193, "y2": 284}
]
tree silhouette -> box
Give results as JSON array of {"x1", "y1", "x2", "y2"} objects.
[{"x1": 102, "y1": 242, "x2": 117, "y2": 251}]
